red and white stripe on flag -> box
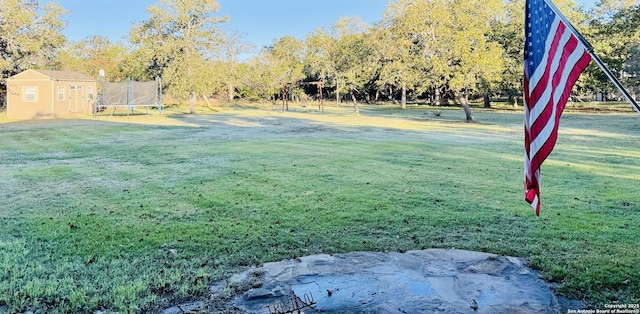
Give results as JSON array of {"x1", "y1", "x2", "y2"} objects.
[{"x1": 524, "y1": 0, "x2": 591, "y2": 215}]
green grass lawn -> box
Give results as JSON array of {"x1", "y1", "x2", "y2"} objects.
[{"x1": 0, "y1": 104, "x2": 639, "y2": 313}]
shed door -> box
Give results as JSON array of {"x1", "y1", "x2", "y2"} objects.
[{"x1": 68, "y1": 85, "x2": 85, "y2": 112}]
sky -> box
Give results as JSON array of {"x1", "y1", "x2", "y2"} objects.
[{"x1": 47, "y1": 0, "x2": 599, "y2": 50}]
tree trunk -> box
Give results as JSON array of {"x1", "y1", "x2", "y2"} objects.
[
  {"x1": 336, "y1": 78, "x2": 340, "y2": 108},
  {"x1": 202, "y1": 94, "x2": 212, "y2": 109},
  {"x1": 227, "y1": 83, "x2": 234, "y2": 101},
  {"x1": 351, "y1": 91, "x2": 360, "y2": 115},
  {"x1": 401, "y1": 84, "x2": 407, "y2": 109},
  {"x1": 456, "y1": 93, "x2": 474, "y2": 122},
  {"x1": 483, "y1": 95, "x2": 491, "y2": 108},
  {"x1": 434, "y1": 88, "x2": 441, "y2": 106},
  {"x1": 189, "y1": 91, "x2": 196, "y2": 115},
  {"x1": 282, "y1": 85, "x2": 288, "y2": 112}
]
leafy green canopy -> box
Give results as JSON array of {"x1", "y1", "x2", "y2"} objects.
[
  {"x1": 129, "y1": 0, "x2": 227, "y2": 113},
  {"x1": 0, "y1": 0, "x2": 67, "y2": 88},
  {"x1": 3, "y1": 0, "x2": 640, "y2": 113}
]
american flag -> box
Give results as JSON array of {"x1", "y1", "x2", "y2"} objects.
[{"x1": 524, "y1": 0, "x2": 591, "y2": 215}]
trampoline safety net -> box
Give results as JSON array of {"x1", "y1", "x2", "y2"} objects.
[{"x1": 101, "y1": 79, "x2": 161, "y2": 107}]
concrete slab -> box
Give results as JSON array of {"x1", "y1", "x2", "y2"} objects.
[{"x1": 207, "y1": 249, "x2": 582, "y2": 313}]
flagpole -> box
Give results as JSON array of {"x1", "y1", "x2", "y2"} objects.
[{"x1": 545, "y1": 0, "x2": 640, "y2": 114}]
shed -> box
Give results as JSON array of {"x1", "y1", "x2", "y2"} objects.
[{"x1": 6, "y1": 69, "x2": 97, "y2": 119}]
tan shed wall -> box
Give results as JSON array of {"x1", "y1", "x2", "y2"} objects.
[{"x1": 7, "y1": 74, "x2": 96, "y2": 120}]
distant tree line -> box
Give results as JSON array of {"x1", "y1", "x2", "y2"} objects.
[{"x1": 2, "y1": 0, "x2": 640, "y2": 118}]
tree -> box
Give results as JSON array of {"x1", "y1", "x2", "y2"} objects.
[
  {"x1": 129, "y1": 0, "x2": 226, "y2": 114},
  {"x1": 305, "y1": 28, "x2": 340, "y2": 103},
  {"x1": 492, "y1": 0, "x2": 595, "y2": 104},
  {"x1": 375, "y1": 0, "x2": 432, "y2": 109},
  {"x1": 237, "y1": 37, "x2": 306, "y2": 111},
  {"x1": 491, "y1": 0, "x2": 524, "y2": 106},
  {"x1": 585, "y1": 0, "x2": 640, "y2": 98},
  {"x1": 335, "y1": 25, "x2": 378, "y2": 114},
  {"x1": 305, "y1": 17, "x2": 376, "y2": 114},
  {"x1": 268, "y1": 36, "x2": 306, "y2": 109},
  {"x1": 423, "y1": 0, "x2": 504, "y2": 121},
  {"x1": 370, "y1": 0, "x2": 504, "y2": 120},
  {"x1": 0, "y1": 0, "x2": 68, "y2": 89},
  {"x1": 56, "y1": 36, "x2": 128, "y2": 81},
  {"x1": 239, "y1": 50, "x2": 281, "y2": 110},
  {"x1": 218, "y1": 30, "x2": 255, "y2": 101}
]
